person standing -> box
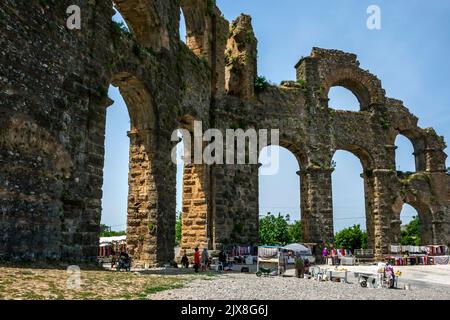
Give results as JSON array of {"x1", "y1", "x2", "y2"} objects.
[
  {"x1": 201, "y1": 247, "x2": 209, "y2": 271},
  {"x1": 295, "y1": 256, "x2": 305, "y2": 278},
  {"x1": 331, "y1": 246, "x2": 338, "y2": 266},
  {"x1": 181, "y1": 251, "x2": 189, "y2": 268},
  {"x1": 384, "y1": 262, "x2": 396, "y2": 288},
  {"x1": 304, "y1": 259, "x2": 311, "y2": 276},
  {"x1": 322, "y1": 246, "x2": 329, "y2": 264},
  {"x1": 193, "y1": 247, "x2": 200, "y2": 273},
  {"x1": 218, "y1": 250, "x2": 227, "y2": 269}
]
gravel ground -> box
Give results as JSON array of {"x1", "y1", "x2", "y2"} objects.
[{"x1": 150, "y1": 272, "x2": 450, "y2": 300}]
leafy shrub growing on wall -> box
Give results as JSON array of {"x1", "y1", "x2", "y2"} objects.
[{"x1": 254, "y1": 76, "x2": 270, "y2": 93}]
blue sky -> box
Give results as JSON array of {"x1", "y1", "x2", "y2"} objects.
[{"x1": 102, "y1": 1, "x2": 450, "y2": 233}]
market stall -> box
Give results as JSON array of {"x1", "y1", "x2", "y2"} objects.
[
  {"x1": 257, "y1": 246, "x2": 282, "y2": 275},
  {"x1": 220, "y1": 245, "x2": 258, "y2": 271},
  {"x1": 427, "y1": 245, "x2": 450, "y2": 265},
  {"x1": 324, "y1": 248, "x2": 356, "y2": 265},
  {"x1": 386, "y1": 244, "x2": 449, "y2": 266},
  {"x1": 257, "y1": 244, "x2": 316, "y2": 276},
  {"x1": 281, "y1": 243, "x2": 315, "y2": 264},
  {"x1": 98, "y1": 235, "x2": 127, "y2": 263},
  {"x1": 354, "y1": 249, "x2": 374, "y2": 264}
]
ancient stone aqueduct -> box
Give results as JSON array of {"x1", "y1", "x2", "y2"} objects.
[{"x1": 0, "y1": 0, "x2": 449, "y2": 266}]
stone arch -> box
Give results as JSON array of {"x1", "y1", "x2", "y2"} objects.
[
  {"x1": 393, "y1": 128, "x2": 426, "y2": 172},
  {"x1": 388, "y1": 125, "x2": 447, "y2": 173},
  {"x1": 331, "y1": 148, "x2": 374, "y2": 250},
  {"x1": 256, "y1": 141, "x2": 305, "y2": 246},
  {"x1": 305, "y1": 48, "x2": 386, "y2": 110},
  {"x1": 385, "y1": 103, "x2": 446, "y2": 173},
  {"x1": 278, "y1": 139, "x2": 309, "y2": 169},
  {"x1": 113, "y1": 0, "x2": 169, "y2": 50},
  {"x1": 258, "y1": 145, "x2": 302, "y2": 239},
  {"x1": 333, "y1": 144, "x2": 374, "y2": 171},
  {"x1": 106, "y1": 72, "x2": 175, "y2": 267},
  {"x1": 180, "y1": 0, "x2": 229, "y2": 93},
  {"x1": 258, "y1": 143, "x2": 303, "y2": 177},
  {"x1": 423, "y1": 129, "x2": 448, "y2": 172},
  {"x1": 180, "y1": 0, "x2": 210, "y2": 58},
  {"x1": 276, "y1": 141, "x2": 335, "y2": 251},
  {"x1": 322, "y1": 67, "x2": 385, "y2": 111},
  {"x1": 111, "y1": 72, "x2": 157, "y2": 131},
  {"x1": 394, "y1": 132, "x2": 422, "y2": 172},
  {"x1": 327, "y1": 86, "x2": 360, "y2": 111},
  {"x1": 391, "y1": 197, "x2": 433, "y2": 246},
  {"x1": 325, "y1": 74, "x2": 371, "y2": 111}
]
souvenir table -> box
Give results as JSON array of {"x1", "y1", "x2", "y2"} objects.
[{"x1": 386, "y1": 245, "x2": 449, "y2": 265}]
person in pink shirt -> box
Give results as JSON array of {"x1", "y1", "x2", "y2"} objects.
[
  {"x1": 384, "y1": 262, "x2": 395, "y2": 288},
  {"x1": 331, "y1": 247, "x2": 338, "y2": 265},
  {"x1": 322, "y1": 246, "x2": 328, "y2": 259}
]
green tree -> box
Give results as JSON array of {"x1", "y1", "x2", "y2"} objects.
[
  {"x1": 259, "y1": 213, "x2": 291, "y2": 245},
  {"x1": 334, "y1": 224, "x2": 368, "y2": 250},
  {"x1": 100, "y1": 224, "x2": 125, "y2": 237},
  {"x1": 175, "y1": 212, "x2": 182, "y2": 246},
  {"x1": 400, "y1": 216, "x2": 421, "y2": 246},
  {"x1": 100, "y1": 224, "x2": 110, "y2": 234},
  {"x1": 288, "y1": 220, "x2": 302, "y2": 243},
  {"x1": 99, "y1": 225, "x2": 126, "y2": 238}
]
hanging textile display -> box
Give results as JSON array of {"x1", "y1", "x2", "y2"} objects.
[{"x1": 433, "y1": 256, "x2": 450, "y2": 265}]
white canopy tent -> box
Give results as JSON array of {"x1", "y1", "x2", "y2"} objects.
[
  {"x1": 99, "y1": 235, "x2": 126, "y2": 247},
  {"x1": 281, "y1": 243, "x2": 311, "y2": 255}
]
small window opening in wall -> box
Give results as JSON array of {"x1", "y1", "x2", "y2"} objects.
[
  {"x1": 328, "y1": 86, "x2": 360, "y2": 111},
  {"x1": 395, "y1": 135, "x2": 416, "y2": 173}
]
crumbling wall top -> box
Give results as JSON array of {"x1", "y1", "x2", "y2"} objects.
[{"x1": 296, "y1": 47, "x2": 386, "y2": 110}]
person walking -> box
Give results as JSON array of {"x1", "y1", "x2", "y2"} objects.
[{"x1": 193, "y1": 247, "x2": 201, "y2": 273}]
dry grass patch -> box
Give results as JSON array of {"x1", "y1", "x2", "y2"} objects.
[{"x1": 0, "y1": 266, "x2": 197, "y2": 300}]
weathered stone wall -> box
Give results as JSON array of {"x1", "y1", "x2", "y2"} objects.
[
  {"x1": 0, "y1": 0, "x2": 209, "y2": 265},
  {"x1": 1, "y1": 0, "x2": 448, "y2": 265},
  {"x1": 180, "y1": 164, "x2": 209, "y2": 254}
]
